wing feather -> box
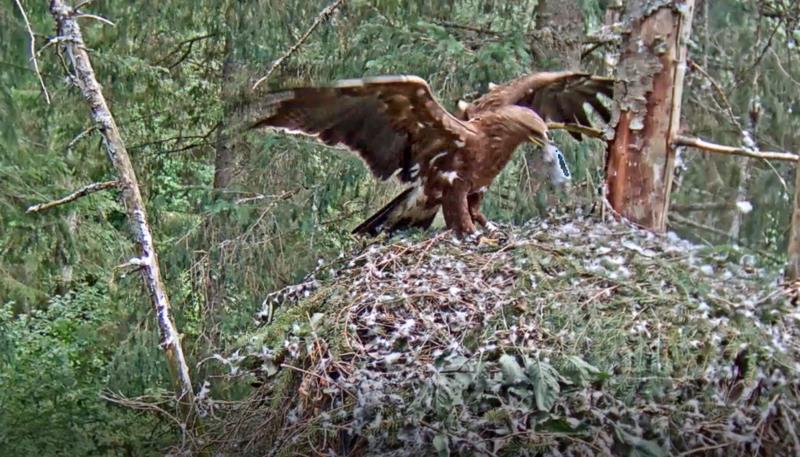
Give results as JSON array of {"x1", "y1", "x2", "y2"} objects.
[
  {"x1": 247, "y1": 76, "x2": 473, "y2": 182},
  {"x1": 466, "y1": 71, "x2": 613, "y2": 140}
]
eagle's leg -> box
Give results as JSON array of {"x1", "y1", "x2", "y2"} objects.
[
  {"x1": 467, "y1": 192, "x2": 489, "y2": 227},
  {"x1": 442, "y1": 183, "x2": 476, "y2": 237}
]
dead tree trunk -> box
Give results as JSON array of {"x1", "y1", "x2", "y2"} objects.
[
  {"x1": 49, "y1": 0, "x2": 194, "y2": 404},
  {"x1": 605, "y1": 0, "x2": 695, "y2": 232}
]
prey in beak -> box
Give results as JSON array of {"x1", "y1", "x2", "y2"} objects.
[
  {"x1": 529, "y1": 133, "x2": 571, "y2": 186},
  {"x1": 542, "y1": 142, "x2": 571, "y2": 186}
]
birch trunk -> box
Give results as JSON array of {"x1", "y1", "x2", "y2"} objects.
[
  {"x1": 605, "y1": 0, "x2": 695, "y2": 232},
  {"x1": 49, "y1": 0, "x2": 194, "y2": 404}
]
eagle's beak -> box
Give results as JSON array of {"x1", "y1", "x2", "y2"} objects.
[{"x1": 528, "y1": 135, "x2": 544, "y2": 146}]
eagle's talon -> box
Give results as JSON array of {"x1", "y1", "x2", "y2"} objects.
[{"x1": 477, "y1": 236, "x2": 499, "y2": 246}]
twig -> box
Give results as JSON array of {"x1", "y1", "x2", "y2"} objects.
[
  {"x1": 72, "y1": 0, "x2": 93, "y2": 11},
  {"x1": 26, "y1": 180, "x2": 118, "y2": 213},
  {"x1": 675, "y1": 135, "x2": 799, "y2": 162},
  {"x1": 662, "y1": 1, "x2": 695, "y2": 226},
  {"x1": 547, "y1": 122, "x2": 605, "y2": 139},
  {"x1": 781, "y1": 404, "x2": 800, "y2": 457},
  {"x1": 155, "y1": 33, "x2": 217, "y2": 67},
  {"x1": 14, "y1": 0, "x2": 51, "y2": 104},
  {"x1": 67, "y1": 124, "x2": 97, "y2": 150},
  {"x1": 671, "y1": 202, "x2": 733, "y2": 212},
  {"x1": 252, "y1": 0, "x2": 346, "y2": 90},
  {"x1": 687, "y1": 59, "x2": 741, "y2": 130},
  {"x1": 74, "y1": 13, "x2": 116, "y2": 27},
  {"x1": 433, "y1": 20, "x2": 502, "y2": 37},
  {"x1": 669, "y1": 213, "x2": 733, "y2": 240},
  {"x1": 669, "y1": 213, "x2": 783, "y2": 262}
]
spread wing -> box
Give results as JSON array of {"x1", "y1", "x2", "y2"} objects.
[
  {"x1": 466, "y1": 71, "x2": 613, "y2": 140},
  {"x1": 246, "y1": 75, "x2": 474, "y2": 183}
]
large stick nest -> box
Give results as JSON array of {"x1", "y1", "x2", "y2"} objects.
[{"x1": 188, "y1": 215, "x2": 800, "y2": 457}]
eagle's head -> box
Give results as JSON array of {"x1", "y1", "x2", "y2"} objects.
[
  {"x1": 492, "y1": 105, "x2": 550, "y2": 143},
  {"x1": 495, "y1": 105, "x2": 572, "y2": 185}
]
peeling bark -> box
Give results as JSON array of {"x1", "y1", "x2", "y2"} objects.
[
  {"x1": 606, "y1": 0, "x2": 695, "y2": 232},
  {"x1": 49, "y1": 0, "x2": 194, "y2": 404}
]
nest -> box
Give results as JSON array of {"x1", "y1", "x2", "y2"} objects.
[{"x1": 188, "y1": 215, "x2": 800, "y2": 457}]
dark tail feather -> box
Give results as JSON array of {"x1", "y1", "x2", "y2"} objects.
[{"x1": 352, "y1": 188, "x2": 437, "y2": 236}]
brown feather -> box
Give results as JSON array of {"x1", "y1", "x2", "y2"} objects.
[
  {"x1": 464, "y1": 71, "x2": 613, "y2": 140},
  {"x1": 250, "y1": 76, "x2": 473, "y2": 183},
  {"x1": 244, "y1": 72, "x2": 609, "y2": 237}
]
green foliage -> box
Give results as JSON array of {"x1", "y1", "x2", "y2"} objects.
[
  {"x1": 199, "y1": 217, "x2": 793, "y2": 455},
  {"x1": 1, "y1": 0, "x2": 798, "y2": 453},
  {"x1": 0, "y1": 288, "x2": 173, "y2": 456}
]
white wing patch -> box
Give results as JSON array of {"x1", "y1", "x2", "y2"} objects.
[
  {"x1": 409, "y1": 163, "x2": 421, "y2": 179},
  {"x1": 439, "y1": 170, "x2": 460, "y2": 184},
  {"x1": 430, "y1": 151, "x2": 448, "y2": 166},
  {"x1": 402, "y1": 185, "x2": 426, "y2": 210}
]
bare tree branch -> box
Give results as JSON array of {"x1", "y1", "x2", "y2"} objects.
[
  {"x1": 74, "y1": 13, "x2": 116, "y2": 27},
  {"x1": 26, "y1": 180, "x2": 118, "y2": 213},
  {"x1": 14, "y1": 0, "x2": 51, "y2": 104},
  {"x1": 687, "y1": 59, "x2": 742, "y2": 130},
  {"x1": 252, "y1": 0, "x2": 346, "y2": 90},
  {"x1": 675, "y1": 135, "x2": 799, "y2": 162}
]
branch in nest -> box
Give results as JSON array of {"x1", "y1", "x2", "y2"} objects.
[
  {"x1": 675, "y1": 135, "x2": 798, "y2": 163},
  {"x1": 26, "y1": 180, "x2": 118, "y2": 214}
]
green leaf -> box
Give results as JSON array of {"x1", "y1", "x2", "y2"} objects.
[
  {"x1": 433, "y1": 433, "x2": 450, "y2": 457},
  {"x1": 563, "y1": 355, "x2": 604, "y2": 385},
  {"x1": 525, "y1": 360, "x2": 560, "y2": 412},
  {"x1": 499, "y1": 354, "x2": 526, "y2": 384},
  {"x1": 617, "y1": 428, "x2": 667, "y2": 457}
]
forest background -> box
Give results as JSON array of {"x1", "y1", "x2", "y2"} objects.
[{"x1": 1, "y1": 0, "x2": 798, "y2": 454}]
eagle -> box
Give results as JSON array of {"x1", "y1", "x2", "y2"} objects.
[{"x1": 247, "y1": 71, "x2": 612, "y2": 237}]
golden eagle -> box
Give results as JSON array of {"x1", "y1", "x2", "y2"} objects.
[{"x1": 248, "y1": 71, "x2": 612, "y2": 236}]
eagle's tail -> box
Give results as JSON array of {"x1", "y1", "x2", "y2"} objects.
[{"x1": 352, "y1": 187, "x2": 438, "y2": 236}]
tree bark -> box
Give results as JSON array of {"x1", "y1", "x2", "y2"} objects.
[
  {"x1": 49, "y1": 0, "x2": 195, "y2": 404},
  {"x1": 533, "y1": 0, "x2": 584, "y2": 70},
  {"x1": 605, "y1": 0, "x2": 695, "y2": 232},
  {"x1": 787, "y1": 164, "x2": 800, "y2": 280},
  {"x1": 526, "y1": 0, "x2": 585, "y2": 206},
  {"x1": 203, "y1": 34, "x2": 237, "y2": 342}
]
